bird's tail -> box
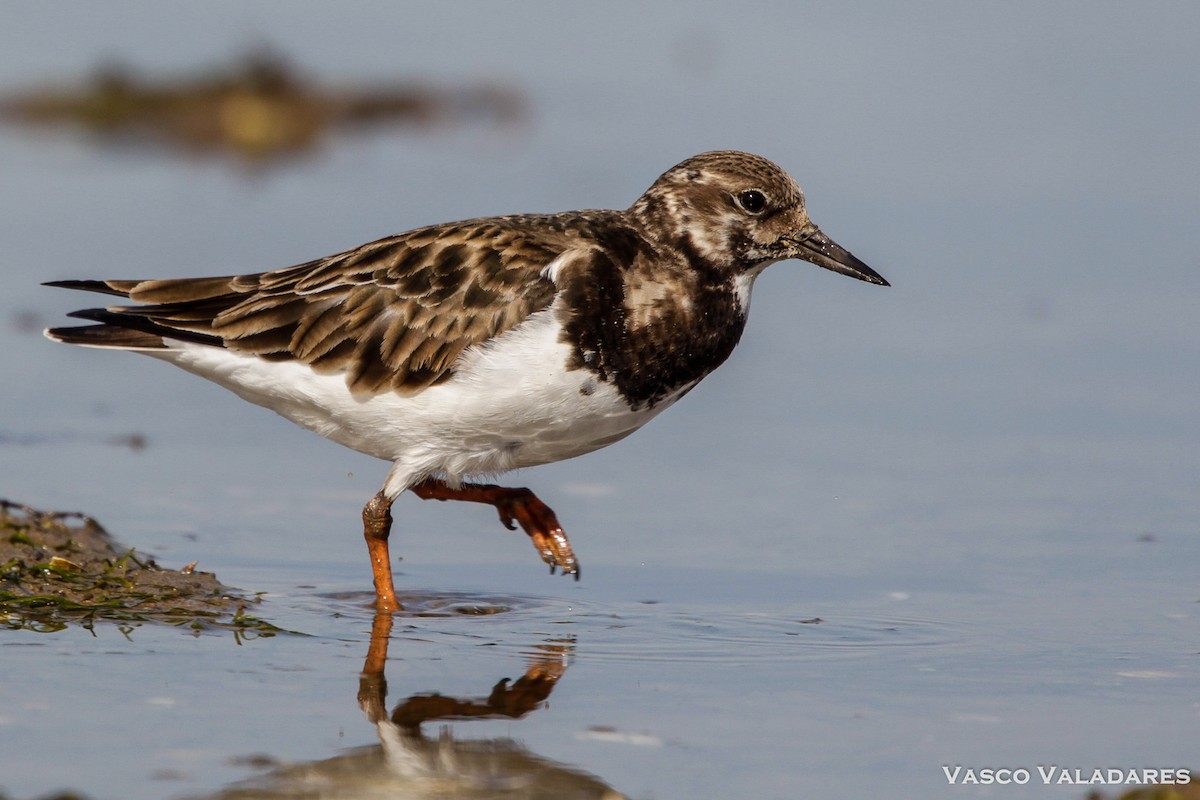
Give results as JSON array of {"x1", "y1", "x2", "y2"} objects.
[{"x1": 43, "y1": 279, "x2": 221, "y2": 350}]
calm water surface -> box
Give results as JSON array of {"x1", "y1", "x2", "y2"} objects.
[{"x1": 2, "y1": 3, "x2": 1198, "y2": 798}]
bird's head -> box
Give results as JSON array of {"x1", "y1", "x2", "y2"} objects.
[{"x1": 632, "y1": 150, "x2": 888, "y2": 286}]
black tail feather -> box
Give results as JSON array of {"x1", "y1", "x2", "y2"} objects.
[
  {"x1": 42, "y1": 279, "x2": 132, "y2": 298},
  {"x1": 61, "y1": 307, "x2": 224, "y2": 348}
]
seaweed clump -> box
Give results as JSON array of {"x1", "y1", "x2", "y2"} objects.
[{"x1": 0, "y1": 499, "x2": 282, "y2": 640}]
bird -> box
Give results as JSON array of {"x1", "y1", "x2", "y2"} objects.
[{"x1": 44, "y1": 150, "x2": 888, "y2": 612}]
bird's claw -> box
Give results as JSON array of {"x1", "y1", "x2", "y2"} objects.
[
  {"x1": 491, "y1": 492, "x2": 580, "y2": 579},
  {"x1": 534, "y1": 528, "x2": 580, "y2": 581}
]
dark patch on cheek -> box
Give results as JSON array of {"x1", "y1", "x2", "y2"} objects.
[
  {"x1": 579, "y1": 378, "x2": 596, "y2": 396},
  {"x1": 732, "y1": 231, "x2": 759, "y2": 261}
]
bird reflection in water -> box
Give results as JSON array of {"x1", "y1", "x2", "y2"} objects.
[{"x1": 207, "y1": 612, "x2": 625, "y2": 799}]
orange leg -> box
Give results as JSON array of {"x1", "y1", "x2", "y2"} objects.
[
  {"x1": 409, "y1": 478, "x2": 579, "y2": 579},
  {"x1": 362, "y1": 491, "x2": 402, "y2": 612}
]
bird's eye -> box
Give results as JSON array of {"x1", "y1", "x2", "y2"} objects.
[{"x1": 736, "y1": 190, "x2": 767, "y2": 214}]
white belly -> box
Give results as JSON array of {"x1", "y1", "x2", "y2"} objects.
[{"x1": 148, "y1": 305, "x2": 680, "y2": 494}]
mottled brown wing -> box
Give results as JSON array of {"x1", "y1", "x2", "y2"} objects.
[{"x1": 79, "y1": 216, "x2": 574, "y2": 395}]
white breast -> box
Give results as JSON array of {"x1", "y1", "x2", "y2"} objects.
[{"x1": 148, "y1": 302, "x2": 680, "y2": 495}]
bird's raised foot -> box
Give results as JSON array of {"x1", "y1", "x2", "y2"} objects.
[
  {"x1": 409, "y1": 479, "x2": 580, "y2": 580},
  {"x1": 490, "y1": 488, "x2": 579, "y2": 580}
]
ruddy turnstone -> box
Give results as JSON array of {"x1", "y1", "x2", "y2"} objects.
[{"x1": 45, "y1": 150, "x2": 887, "y2": 611}]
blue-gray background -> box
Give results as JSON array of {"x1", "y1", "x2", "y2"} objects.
[{"x1": 1, "y1": 3, "x2": 1197, "y2": 799}]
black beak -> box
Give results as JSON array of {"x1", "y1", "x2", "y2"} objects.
[{"x1": 784, "y1": 224, "x2": 889, "y2": 286}]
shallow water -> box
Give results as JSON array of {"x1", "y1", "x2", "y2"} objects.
[
  {"x1": 5, "y1": 561, "x2": 1196, "y2": 798},
  {"x1": 2, "y1": 3, "x2": 1199, "y2": 798}
]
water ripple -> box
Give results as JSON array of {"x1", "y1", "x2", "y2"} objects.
[{"x1": 320, "y1": 589, "x2": 961, "y2": 665}]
